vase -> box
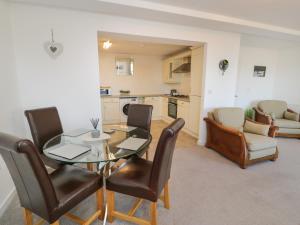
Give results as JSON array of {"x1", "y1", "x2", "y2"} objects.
[{"x1": 91, "y1": 129, "x2": 100, "y2": 138}]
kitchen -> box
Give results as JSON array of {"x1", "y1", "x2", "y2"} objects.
[{"x1": 98, "y1": 33, "x2": 204, "y2": 139}]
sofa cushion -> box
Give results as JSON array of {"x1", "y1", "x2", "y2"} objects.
[
  {"x1": 244, "y1": 132, "x2": 277, "y2": 151},
  {"x1": 243, "y1": 120, "x2": 270, "y2": 136},
  {"x1": 213, "y1": 107, "x2": 244, "y2": 131},
  {"x1": 278, "y1": 128, "x2": 300, "y2": 135},
  {"x1": 284, "y1": 111, "x2": 299, "y2": 121},
  {"x1": 258, "y1": 100, "x2": 287, "y2": 119},
  {"x1": 274, "y1": 119, "x2": 300, "y2": 129},
  {"x1": 248, "y1": 147, "x2": 277, "y2": 160}
]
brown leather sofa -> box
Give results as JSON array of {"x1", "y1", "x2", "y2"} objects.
[
  {"x1": 0, "y1": 132, "x2": 104, "y2": 225},
  {"x1": 254, "y1": 100, "x2": 300, "y2": 138},
  {"x1": 106, "y1": 118, "x2": 185, "y2": 225},
  {"x1": 204, "y1": 107, "x2": 278, "y2": 169}
]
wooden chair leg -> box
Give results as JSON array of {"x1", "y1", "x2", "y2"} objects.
[
  {"x1": 107, "y1": 190, "x2": 115, "y2": 223},
  {"x1": 150, "y1": 202, "x2": 157, "y2": 225},
  {"x1": 163, "y1": 182, "x2": 170, "y2": 209},
  {"x1": 97, "y1": 189, "x2": 104, "y2": 220},
  {"x1": 87, "y1": 163, "x2": 93, "y2": 171},
  {"x1": 23, "y1": 208, "x2": 33, "y2": 225},
  {"x1": 50, "y1": 221, "x2": 59, "y2": 225}
]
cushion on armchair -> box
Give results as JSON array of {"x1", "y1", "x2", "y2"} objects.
[
  {"x1": 273, "y1": 119, "x2": 300, "y2": 129},
  {"x1": 284, "y1": 111, "x2": 299, "y2": 121},
  {"x1": 244, "y1": 133, "x2": 277, "y2": 151},
  {"x1": 243, "y1": 120, "x2": 270, "y2": 136},
  {"x1": 213, "y1": 107, "x2": 244, "y2": 131},
  {"x1": 258, "y1": 100, "x2": 287, "y2": 119}
]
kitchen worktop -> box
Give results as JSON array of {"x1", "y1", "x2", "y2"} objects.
[{"x1": 101, "y1": 94, "x2": 190, "y2": 102}]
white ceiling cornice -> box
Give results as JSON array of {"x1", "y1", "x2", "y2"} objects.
[{"x1": 11, "y1": 0, "x2": 300, "y2": 41}]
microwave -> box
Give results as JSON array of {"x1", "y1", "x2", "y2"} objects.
[{"x1": 100, "y1": 87, "x2": 112, "y2": 96}]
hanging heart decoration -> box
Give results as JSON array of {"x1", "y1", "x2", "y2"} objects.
[{"x1": 44, "y1": 29, "x2": 63, "y2": 59}]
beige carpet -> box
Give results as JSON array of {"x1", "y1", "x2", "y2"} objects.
[{"x1": 1, "y1": 121, "x2": 300, "y2": 225}]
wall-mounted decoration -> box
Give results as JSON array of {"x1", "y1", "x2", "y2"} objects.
[
  {"x1": 115, "y1": 57, "x2": 134, "y2": 76},
  {"x1": 44, "y1": 29, "x2": 63, "y2": 59},
  {"x1": 219, "y1": 59, "x2": 229, "y2": 75},
  {"x1": 253, "y1": 66, "x2": 266, "y2": 77}
]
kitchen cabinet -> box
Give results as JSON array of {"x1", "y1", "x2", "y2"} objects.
[
  {"x1": 161, "y1": 97, "x2": 168, "y2": 119},
  {"x1": 101, "y1": 97, "x2": 120, "y2": 124},
  {"x1": 144, "y1": 97, "x2": 161, "y2": 120},
  {"x1": 190, "y1": 47, "x2": 203, "y2": 96},
  {"x1": 188, "y1": 96, "x2": 201, "y2": 136},
  {"x1": 177, "y1": 100, "x2": 190, "y2": 128},
  {"x1": 162, "y1": 57, "x2": 180, "y2": 84}
]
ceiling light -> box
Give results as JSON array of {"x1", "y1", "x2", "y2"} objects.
[{"x1": 103, "y1": 40, "x2": 112, "y2": 49}]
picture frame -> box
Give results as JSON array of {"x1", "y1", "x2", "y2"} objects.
[
  {"x1": 115, "y1": 57, "x2": 134, "y2": 76},
  {"x1": 253, "y1": 66, "x2": 266, "y2": 77}
]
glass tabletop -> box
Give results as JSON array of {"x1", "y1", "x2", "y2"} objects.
[{"x1": 43, "y1": 126, "x2": 152, "y2": 164}]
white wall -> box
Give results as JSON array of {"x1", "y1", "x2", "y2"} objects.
[
  {"x1": 99, "y1": 52, "x2": 171, "y2": 95},
  {"x1": 235, "y1": 46, "x2": 278, "y2": 108},
  {"x1": 12, "y1": 4, "x2": 102, "y2": 134},
  {"x1": 236, "y1": 35, "x2": 300, "y2": 113},
  {"x1": 273, "y1": 47, "x2": 300, "y2": 111},
  {"x1": 0, "y1": 1, "x2": 24, "y2": 215},
  {"x1": 11, "y1": 3, "x2": 241, "y2": 145}
]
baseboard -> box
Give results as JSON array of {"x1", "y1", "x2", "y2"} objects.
[
  {"x1": 0, "y1": 188, "x2": 16, "y2": 218},
  {"x1": 197, "y1": 139, "x2": 205, "y2": 146}
]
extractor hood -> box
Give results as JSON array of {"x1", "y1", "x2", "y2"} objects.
[{"x1": 172, "y1": 56, "x2": 191, "y2": 73}]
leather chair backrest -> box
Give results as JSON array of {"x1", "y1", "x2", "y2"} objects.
[
  {"x1": 25, "y1": 107, "x2": 63, "y2": 153},
  {"x1": 150, "y1": 118, "x2": 185, "y2": 195},
  {"x1": 0, "y1": 133, "x2": 58, "y2": 221},
  {"x1": 213, "y1": 107, "x2": 245, "y2": 131},
  {"x1": 258, "y1": 100, "x2": 288, "y2": 119},
  {"x1": 127, "y1": 104, "x2": 153, "y2": 131}
]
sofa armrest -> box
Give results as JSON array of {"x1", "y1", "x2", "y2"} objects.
[
  {"x1": 253, "y1": 107, "x2": 272, "y2": 125},
  {"x1": 268, "y1": 125, "x2": 279, "y2": 138},
  {"x1": 287, "y1": 108, "x2": 296, "y2": 113},
  {"x1": 204, "y1": 117, "x2": 247, "y2": 167}
]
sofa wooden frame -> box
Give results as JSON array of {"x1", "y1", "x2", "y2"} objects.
[
  {"x1": 253, "y1": 107, "x2": 300, "y2": 138},
  {"x1": 204, "y1": 118, "x2": 279, "y2": 169}
]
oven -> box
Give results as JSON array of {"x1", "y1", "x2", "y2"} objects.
[{"x1": 168, "y1": 98, "x2": 177, "y2": 119}]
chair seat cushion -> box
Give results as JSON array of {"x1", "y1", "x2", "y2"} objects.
[
  {"x1": 274, "y1": 119, "x2": 300, "y2": 129},
  {"x1": 248, "y1": 147, "x2": 277, "y2": 160},
  {"x1": 106, "y1": 156, "x2": 157, "y2": 202},
  {"x1": 244, "y1": 132, "x2": 277, "y2": 151},
  {"x1": 50, "y1": 165, "x2": 102, "y2": 221},
  {"x1": 278, "y1": 128, "x2": 300, "y2": 135}
]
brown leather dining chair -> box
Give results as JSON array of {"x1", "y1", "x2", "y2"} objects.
[
  {"x1": 0, "y1": 132, "x2": 103, "y2": 225},
  {"x1": 24, "y1": 107, "x2": 64, "y2": 169},
  {"x1": 127, "y1": 104, "x2": 153, "y2": 160},
  {"x1": 106, "y1": 118, "x2": 185, "y2": 225}
]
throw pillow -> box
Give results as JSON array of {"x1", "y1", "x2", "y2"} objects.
[
  {"x1": 243, "y1": 120, "x2": 270, "y2": 136},
  {"x1": 284, "y1": 111, "x2": 299, "y2": 121}
]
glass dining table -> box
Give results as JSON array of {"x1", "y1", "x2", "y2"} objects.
[{"x1": 43, "y1": 125, "x2": 152, "y2": 224}]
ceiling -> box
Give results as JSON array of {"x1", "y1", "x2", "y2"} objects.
[
  {"x1": 11, "y1": 0, "x2": 300, "y2": 41},
  {"x1": 148, "y1": 0, "x2": 300, "y2": 30},
  {"x1": 98, "y1": 33, "x2": 191, "y2": 56}
]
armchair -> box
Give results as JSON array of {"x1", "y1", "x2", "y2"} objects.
[
  {"x1": 205, "y1": 107, "x2": 278, "y2": 169},
  {"x1": 254, "y1": 100, "x2": 300, "y2": 138}
]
